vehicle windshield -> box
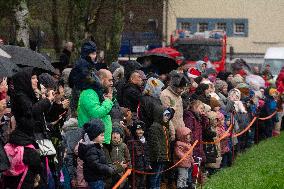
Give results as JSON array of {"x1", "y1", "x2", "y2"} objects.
[
  {"x1": 263, "y1": 59, "x2": 284, "y2": 76},
  {"x1": 175, "y1": 44, "x2": 222, "y2": 62}
]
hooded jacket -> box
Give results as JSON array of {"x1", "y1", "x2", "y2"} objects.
[
  {"x1": 3, "y1": 129, "x2": 41, "y2": 189},
  {"x1": 78, "y1": 142, "x2": 114, "y2": 182},
  {"x1": 11, "y1": 68, "x2": 51, "y2": 137},
  {"x1": 147, "y1": 109, "x2": 170, "y2": 162},
  {"x1": 174, "y1": 127, "x2": 194, "y2": 168}
]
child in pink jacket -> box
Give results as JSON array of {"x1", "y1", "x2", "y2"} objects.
[{"x1": 174, "y1": 127, "x2": 194, "y2": 189}]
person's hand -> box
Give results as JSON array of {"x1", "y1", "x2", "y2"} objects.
[
  {"x1": 0, "y1": 99, "x2": 7, "y2": 113},
  {"x1": 0, "y1": 77, "x2": 8, "y2": 93},
  {"x1": 104, "y1": 92, "x2": 113, "y2": 101},
  {"x1": 61, "y1": 99, "x2": 70, "y2": 109},
  {"x1": 47, "y1": 90, "x2": 55, "y2": 102},
  {"x1": 120, "y1": 162, "x2": 127, "y2": 169}
]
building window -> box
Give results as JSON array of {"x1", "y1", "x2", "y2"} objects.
[
  {"x1": 234, "y1": 23, "x2": 245, "y2": 34},
  {"x1": 180, "y1": 22, "x2": 191, "y2": 30},
  {"x1": 198, "y1": 23, "x2": 208, "y2": 32},
  {"x1": 216, "y1": 22, "x2": 226, "y2": 31}
]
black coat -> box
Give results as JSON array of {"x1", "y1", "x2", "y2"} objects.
[
  {"x1": 121, "y1": 83, "x2": 142, "y2": 113},
  {"x1": 78, "y1": 143, "x2": 114, "y2": 182},
  {"x1": 11, "y1": 68, "x2": 51, "y2": 138},
  {"x1": 139, "y1": 95, "x2": 164, "y2": 135},
  {"x1": 128, "y1": 138, "x2": 150, "y2": 171},
  {"x1": 3, "y1": 129, "x2": 41, "y2": 189}
]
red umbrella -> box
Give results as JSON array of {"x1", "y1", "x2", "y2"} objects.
[
  {"x1": 137, "y1": 47, "x2": 183, "y2": 74},
  {"x1": 145, "y1": 47, "x2": 182, "y2": 60}
]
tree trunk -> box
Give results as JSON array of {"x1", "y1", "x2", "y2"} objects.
[
  {"x1": 14, "y1": 0, "x2": 30, "y2": 47},
  {"x1": 51, "y1": 0, "x2": 61, "y2": 55},
  {"x1": 106, "y1": 0, "x2": 125, "y2": 65}
]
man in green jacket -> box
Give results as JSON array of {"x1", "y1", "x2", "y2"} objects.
[{"x1": 78, "y1": 69, "x2": 114, "y2": 144}]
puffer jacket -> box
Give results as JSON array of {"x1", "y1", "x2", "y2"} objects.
[
  {"x1": 174, "y1": 127, "x2": 194, "y2": 168},
  {"x1": 78, "y1": 142, "x2": 114, "y2": 182},
  {"x1": 128, "y1": 138, "x2": 150, "y2": 171}
]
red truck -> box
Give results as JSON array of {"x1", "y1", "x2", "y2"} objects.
[{"x1": 170, "y1": 30, "x2": 227, "y2": 72}]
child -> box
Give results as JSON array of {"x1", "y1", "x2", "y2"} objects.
[
  {"x1": 129, "y1": 120, "x2": 151, "y2": 189},
  {"x1": 174, "y1": 127, "x2": 194, "y2": 189},
  {"x1": 78, "y1": 119, "x2": 114, "y2": 189},
  {"x1": 204, "y1": 111, "x2": 220, "y2": 175},
  {"x1": 62, "y1": 117, "x2": 86, "y2": 188},
  {"x1": 110, "y1": 126, "x2": 130, "y2": 188},
  {"x1": 216, "y1": 112, "x2": 231, "y2": 168}
]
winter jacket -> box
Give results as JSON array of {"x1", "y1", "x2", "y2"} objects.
[
  {"x1": 160, "y1": 87, "x2": 185, "y2": 140},
  {"x1": 183, "y1": 110, "x2": 206, "y2": 162},
  {"x1": 110, "y1": 140, "x2": 131, "y2": 172},
  {"x1": 128, "y1": 138, "x2": 151, "y2": 171},
  {"x1": 139, "y1": 95, "x2": 164, "y2": 135},
  {"x1": 11, "y1": 68, "x2": 51, "y2": 138},
  {"x1": 121, "y1": 83, "x2": 142, "y2": 113},
  {"x1": 3, "y1": 129, "x2": 41, "y2": 189},
  {"x1": 78, "y1": 142, "x2": 114, "y2": 182},
  {"x1": 202, "y1": 117, "x2": 218, "y2": 164},
  {"x1": 147, "y1": 109, "x2": 170, "y2": 162},
  {"x1": 68, "y1": 41, "x2": 101, "y2": 113},
  {"x1": 78, "y1": 89, "x2": 113, "y2": 144},
  {"x1": 174, "y1": 127, "x2": 194, "y2": 168}
]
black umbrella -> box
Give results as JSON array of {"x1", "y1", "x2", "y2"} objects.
[
  {"x1": 0, "y1": 45, "x2": 55, "y2": 73},
  {"x1": 137, "y1": 54, "x2": 179, "y2": 74},
  {"x1": 0, "y1": 56, "x2": 20, "y2": 77}
]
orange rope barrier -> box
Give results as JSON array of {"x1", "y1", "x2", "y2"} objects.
[
  {"x1": 112, "y1": 111, "x2": 277, "y2": 188},
  {"x1": 259, "y1": 111, "x2": 277, "y2": 120},
  {"x1": 232, "y1": 117, "x2": 257, "y2": 137},
  {"x1": 201, "y1": 124, "x2": 233, "y2": 144},
  {"x1": 133, "y1": 140, "x2": 198, "y2": 175},
  {"x1": 112, "y1": 169, "x2": 132, "y2": 189}
]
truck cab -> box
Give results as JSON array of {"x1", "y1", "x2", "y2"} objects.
[{"x1": 170, "y1": 30, "x2": 227, "y2": 72}]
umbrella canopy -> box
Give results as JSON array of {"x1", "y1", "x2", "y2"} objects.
[
  {"x1": 0, "y1": 45, "x2": 55, "y2": 73},
  {"x1": 137, "y1": 47, "x2": 183, "y2": 74},
  {"x1": 0, "y1": 56, "x2": 20, "y2": 77}
]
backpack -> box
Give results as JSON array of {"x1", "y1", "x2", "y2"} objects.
[{"x1": 3, "y1": 143, "x2": 35, "y2": 189}]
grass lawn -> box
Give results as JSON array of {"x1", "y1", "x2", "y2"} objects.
[{"x1": 204, "y1": 134, "x2": 284, "y2": 189}]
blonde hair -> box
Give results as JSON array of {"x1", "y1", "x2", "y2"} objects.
[{"x1": 189, "y1": 100, "x2": 204, "y2": 111}]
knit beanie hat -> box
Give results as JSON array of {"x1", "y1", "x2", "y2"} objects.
[
  {"x1": 83, "y1": 119, "x2": 105, "y2": 141},
  {"x1": 80, "y1": 41, "x2": 97, "y2": 59},
  {"x1": 131, "y1": 120, "x2": 145, "y2": 133},
  {"x1": 210, "y1": 97, "x2": 221, "y2": 110},
  {"x1": 112, "y1": 126, "x2": 124, "y2": 139}
]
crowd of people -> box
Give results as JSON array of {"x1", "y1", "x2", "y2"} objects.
[{"x1": 0, "y1": 40, "x2": 283, "y2": 189}]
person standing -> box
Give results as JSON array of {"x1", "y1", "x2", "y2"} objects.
[
  {"x1": 68, "y1": 41, "x2": 99, "y2": 114},
  {"x1": 121, "y1": 71, "x2": 143, "y2": 114},
  {"x1": 59, "y1": 41, "x2": 74, "y2": 72},
  {"x1": 77, "y1": 69, "x2": 114, "y2": 144}
]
